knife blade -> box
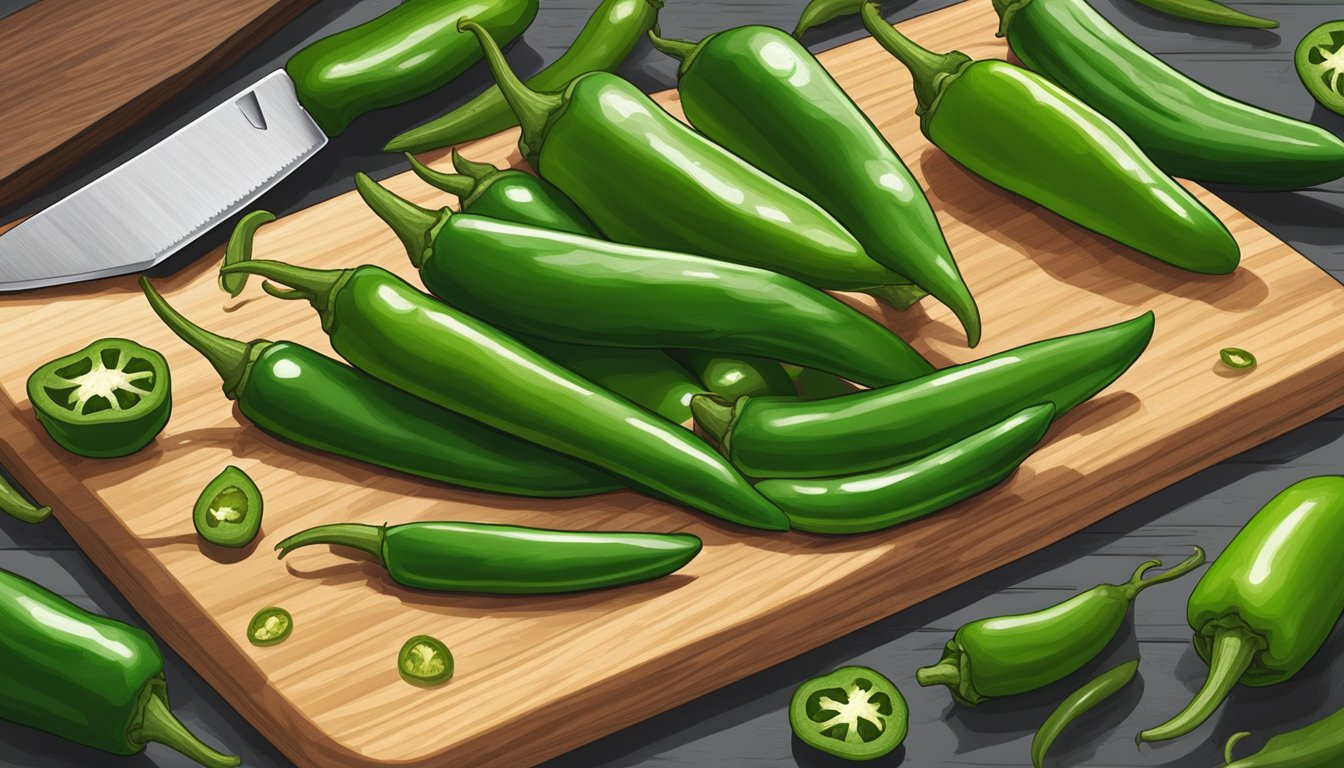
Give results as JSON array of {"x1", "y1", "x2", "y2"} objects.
[{"x1": 0, "y1": 0, "x2": 539, "y2": 292}]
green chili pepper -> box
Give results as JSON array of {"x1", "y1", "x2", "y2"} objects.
[
  {"x1": 459, "y1": 21, "x2": 917, "y2": 304},
  {"x1": 693, "y1": 312, "x2": 1152, "y2": 479},
  {"x1": 789, "y1": 666, "x2": 908, "y2": 761},
  {"x1": 1220, "y1": 347, "x2": 1256, "y2": 371},
  {"x1": 0, "y1": 568, "x2": 239, "y2": 767},
  {"x1": 386, "y1": 0, "x2": 663, "y2": 152},
  {"x1": 193, "y1": 466, "x2": 263, "y2": 548},
  {"x1": 284, "y1": 0, "x2": 537, "y2": 137},
  {"x1": 398, "y1": 635, "x2": 454, "y2": 686},
  {"x1": 996, "y1": 0, "x2": 1344, "y2": 188},
  {"x1": 792, "y1": 366, "x2": 857, "y2": 400},
  {"x1": 1139, "y1": 477, "x2": 1344, "y2": 744},
  {"x1": 247, "y1": 607, "x2": 293, "y2": 647},
  {"x1": 1125, "y1": 0, "x2": 1275, "y2": 29},
  {"x1": 1030, "y1": 659, "x2": 1139, "y2": 768},
  {"x1": 220, "y1": 210, "x2": 274, "y2": 298},
  {"x1": 220, "y1": 260, "x2": 789, "y2": 531},
  {"x1": 356, "y1": 175, "x2": 932, "y2": 388},
  {"x1": 760, "y1": 403, "x2": 1053, "y2": 534},
  {"x1": 1222, "y1": 705, "x2": 1344, "y2": 767},
  {"x1": 142, "y1": 278, "x2": 620, "y2": 498},
  {"x1": 276, "y1": 521, "x2": 702, "y2": 594},
  {"x1": 0, "y1": 469, "x2": 50, "y2": 524},
  {"x1": 793, "y1": 0, "x2": 865, "y2": 38},
  {"x1": 651, "y1": 25, "x2": 980, "y2": 346},
  {"x1": 1296, "y1": 22, "x2": 1344, "y2": 119},
  {"x1": 524, "y1": 338, "x2": 702, "y2": 424},
  {"x1": 673, "y1": 350, "x2": 795, "y2": 402},
  {"x1": 27, "y1": 338, "x2": 172, "y2": 458},
  {"x1": 404, "y1": 151, "x2": 601, "y2": 237},
  {"x1": 860, "y1": 3, "x2": 1239, "y2": 274},
  {"x1": 918, "y1": 548, "x2": 1204, "y2": 705}
]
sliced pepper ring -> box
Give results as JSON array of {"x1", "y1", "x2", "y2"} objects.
[
  {"x1": 26, "y1": 338, "x2": 171, "y2": 458},
  {"x1": 789, "y1": 665, "x2": 907, "y2": 760},
  {"x1": 247, "y1": 607, "x2": 292, "y2": 647},
  {"x1": 193, "y1": 466, "x2": 263, "y2": 548},
  {"x1": 398, "y1": 635, "x2": 454, "y2": 686},
  {"x1": 1297, "y1": 22, "x2": 1344, "y2": 117}
]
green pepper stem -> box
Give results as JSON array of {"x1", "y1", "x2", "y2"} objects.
[
  {"x1": 860, "y1": 2, "x2": 970, "y2": 118},
  {"x1": 793, "y1": 0, "x2": 863, "y2": 39},
  {"x1": 1118, "y1": 546, "x2": 1205, "y2": 601},
  {"x1": 140, "y1": 277, "x2": 255, "y2": 400},
  {"x1": 404, "y1": 153, "x2": 475, "y2": 199},
  {"x1": 353, "y1": 172, "x2": 449, "y2": 269},
  {"x1": 1137, "y1": 624, "x2": 1260, "y2": 745},
  {"x1": 915, "y1": 660, "x2": 960, "y2": 689},
  {"x1": 866, "y1": 283, "x2": 928, "y2": 311},
  {"x1": 217, "y1": 260, "x2": 345, "y2": 316},
  {"x1": 1224, "y1": 731, "x2": 1252, "y2": 764},
  {"x1": 459, "y1": 20, "x2": 563, "y2": 164},
  {"x1": 690, "y1": 394, "x2": 734, "y2": 443},
  {"x1": 0, "y1": 473, "x2": 51, "y2": 524},
  {"x1": 451, "y1": 149, "x2": 498, "y2": 181},
  {"x1": 647, "y1": 30, "x2": 696, "y2": 61},
  {"x1": 132, "y1": 684, "x2": 240, "y2": 768},
  {"x1": 275, "y1": 523, "x2": 386, "y2": 566}
]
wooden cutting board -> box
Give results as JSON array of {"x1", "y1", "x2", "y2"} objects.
[
  {"x1": 2, "y1": 1, "x2": 1343, "y2": 766},
  {"x1": 0, "y1": 0, "x2": 316, "y2": 210}
]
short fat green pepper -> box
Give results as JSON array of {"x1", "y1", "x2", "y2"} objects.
[{"x1": 860, "y1": 2, "x2": 1239, "y2": 274}]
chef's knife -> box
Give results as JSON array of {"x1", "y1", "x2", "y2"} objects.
[{"x1": 0, "y1": 0, "x2": 537, "y2": 292}]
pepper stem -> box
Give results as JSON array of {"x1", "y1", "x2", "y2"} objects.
[
  {"x1": 404, "y1": 153, "x2": 475, "y2": 199},
  {"x1": 140, "y1": 277, "x2": 255, "y2": 400},
  {"x1": 459, "y1": 20, "x2": 562, "y2": 164},
  {"x1": 690, "y1": 394, "x2": 735, "y2": 443},
  {"x1": 1137, "y1": 624, "x2": 1260, "y2": 744},
  {"x1": 914, "y1": 660, "x2": 960, "y2": 689},
  {"x1": 353, "y1": 172, "x2": 449, "y2": 269},
  {"x1": 647, "y1": 30, "x2": 697, "y2": 61},
  {"x1": 1118, "y1": 546, "x2": 1206, "y2": 601},
  {"x1": 860, "y1": 2, "x2": 971, "y2": 119},
  {"x1": 1224, "y1": 731, "x2": 1252, "y2": 764},
  {"x1": 866, "y1": 283, "x2": 928, "y2": 311},
  {"x1": 275, "y1": 523, "x2": 386, "y2": 566},
  {"x1": 793, "y1": 0, "x2": 863, "y2": 39},
  {"x1": 131, "y1": 682, "x2": 240, "y2": 768},
  {"x1": 217, "y1": 260, "x2": 345, "y2": 316},
  {"x1": 451, "y1": 149, "x2": 498, "y2": 181}
]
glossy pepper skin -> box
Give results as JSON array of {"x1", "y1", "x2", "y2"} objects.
[
  {"x1": 275, "y1": 521, "x2": 701, "y2": 594},
  {"x1": 142, "y1": 279, "x2": 619, "y2": 497},
  {"x1": 917, "y1": 549, "x2": 1204, "y2": 705},
  {"x1": 996, "y1": 0, "x2": 1343, "y2": 188},
  {"x1": 1222, "y1": 705, "x2": 1344, "y2": 768},
  {"x1": 860, "y1": 3, "x2": 1239, "y2": 274},
  {"x1": 220, "y1": 261, "x2": 789, "y2": 531},
  {"x1": 672, "y1": 350, "x2": 796, "y2": 402},
  {"x1": 285, "y1": 0, "x2": 537, "y2": 137},
  {"x1": 460, "y1": 22, "x2": 916, "y2": 300},
  {"x1": 1140, "y1": 477, "x2": 1344, "y2": 744},
  {"x1": 0, "y1": 568, "x2": 239, "y2": 767},
  {"x1": 525, "y1": 338, "x2": 702, "y2": 424},
  {"x1": 651, "y1": 25, "x2": 980, "y2": 346},
  {"x1": 1031, "y1": 660, "x2": 1139, "y2": 768},
  {"x1": 694, "y1": 312, "x2": 1152, "y2": 479},
  {"x1": 759, "y1": 404, "x2": 1053, "y2": 534},
  {"x1": 356, "y1": 175, "x2": 932, "y2": 388},
  {"x1": 405, "y1": 150, "x2": 601, "y2": 237},
  {"x1": 386, "y1": 0, "x2": 664, "y2": 152}
]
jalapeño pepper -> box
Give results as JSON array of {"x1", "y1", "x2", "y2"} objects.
[
  {"x1": 219, "y1": 260, "x2": 789, "y2": 531},
  {"x1": 693, "y1": 312, "x2": 1153, "y2": 478},
  {"x1": 1139, "y1": 477, "x2": 1344, "y2": 744},
  {"x1": 460, "y1": 21, "x2": 917, "y2": 303},
  {"x1": 0, "y1": 568, "x2": 239, "y2": 767},
  {"x1": 672, "y1": 350, "x2": 796, "y2": 402},
  {"x1": 651, "y1": 25, "x2": 980, "y2": 345},
  {"x1": 356, "y1": 175, "x2": 932, "y2": 387},
  {"x1": 276, "y1": 521, "x2": 702, "y2": 594},
  {"x1": 142, "y1": 279, "x2": 619, "y2": 497},
  {"x1": 860, "y1": 3, "x2": 1239, "y2": 274}
]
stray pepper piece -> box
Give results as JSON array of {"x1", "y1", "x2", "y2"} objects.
[
  {"x1": 398, "y1": 635, "x2": 454, "y2": 686},
  {"x1": 27, "y1": 338, "x2": 172, "y2": 458},
  {"x1": 194, "y1": 466, "x2": 262, "y2": 548},
  {"x1": 1222, "y1": 704, "x2": 1344, "y2": 767},
  {"x1": 1220, "y1": 347, "x2": 1257, "y2": 371},
  {"x1": 1031, "y1": 659, "x2": 1139, "y2": 768},
  {"x1": 0, "y1": 468, "x2": 50, "y2": 524},
  {"x1": 247, "y1": 607, "x2": 292, "y2": 647},
  {"x1": 790, "y1": 666, "x2": 907, "y2": 760}
]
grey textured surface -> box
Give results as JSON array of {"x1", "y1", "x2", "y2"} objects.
[{"x1": 2, "y1": 0, "x2": 1343, "y2": 766}]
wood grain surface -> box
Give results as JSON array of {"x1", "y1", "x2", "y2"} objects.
[
  {"x1": 1, "y1": 2, "x2": 1343, "y2": 766},
  {"x1": 0, "y1": 0, "x2": 315, "y2": 210}
]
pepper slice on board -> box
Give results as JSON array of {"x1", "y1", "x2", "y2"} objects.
[
  {"x1": 193, "y1": 466, "x2": 263, "y2": 548},
  {"x1": 27, "y1": 338, "x2": 171, "y2": 458},
  {"x1": 1297, "y1": 22, "x2": 1344, "y2": 117},
  {"x1": 398, "y1": 635, "x2": 454, "y2": 686},
  {"x1": 247, "y1": 607, "x2": 293, "y2": 647},
  {"x1": 790, "y1": 666, "x2": 907, "y2": 760}
]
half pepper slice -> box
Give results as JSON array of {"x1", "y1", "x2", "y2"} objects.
[
  {"x1": 193, "y1": 466, "x2": 263, "y2": 548},
  {"x1": 789, "y1": 666, "x2": 907, "y2": 760},
  {"x1": 26, "y1": 338, "x2": 171, "y2": 458}
]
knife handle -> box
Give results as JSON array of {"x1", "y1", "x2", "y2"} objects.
[{"x1": 284, "y1": 0, "x2": 538, "y2": 137}]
